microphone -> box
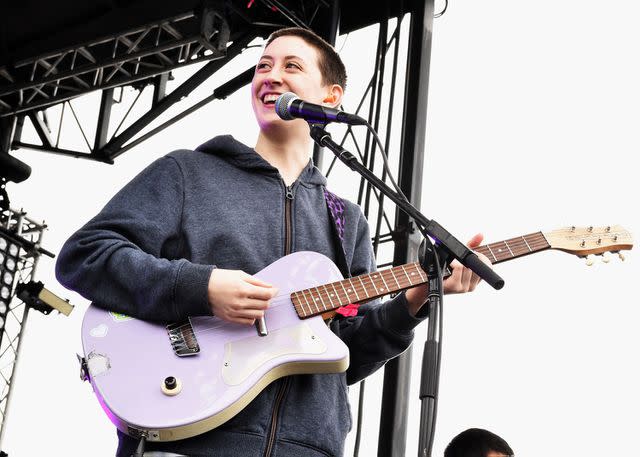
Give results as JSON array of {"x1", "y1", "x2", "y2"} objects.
[{"x1": 275, "y1": 92, "x2": 367, "y2": 125}]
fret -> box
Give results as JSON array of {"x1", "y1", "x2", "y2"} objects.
[
  {"x1": 413, "y1": 263, "x2": 428, "y2": 282},
  {"x1": 503, "y1": 241, "x2": 515, "y2": 258},
  {"x1": 300, "y1": 290, "x2": 312, "y2": 316},
  {"x1": 322, "y1": 284, "x2": 336, "y2": 310},
  {"x1": 330, "y1": 282, "x2": 346, "y2": 306},
  {"x1": 485, "y1": 244, "x2": 498, "y2": 263},
  {"x1": 400, "y1": 264, "x2": 413, "y2": 286},
  {"x1": 373, "y1": 272, "x2": 389, "y2": 294},
  {"x1": 389, "y1": 268, "x2": 401, "y2": 289},
  {"x1": 491, "y1": 243, "x2": 508, "y2": 261},
  {"x1": 513, "y1": 237, "x2": 530, "y2": 256},
  {"x1": 311, "y1": 287, "x2": 322, "y2": 313},
  {"x1": 367, "y1": 273, "x2": 378, "y2": 295},
  {"x1": 347, "y1": 278, "x2": 360, "y2": 301},
  {"x1": 357, "y1": 276, "x2": 370, "y2": 298}
]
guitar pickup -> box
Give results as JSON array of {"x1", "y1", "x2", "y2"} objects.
[{"x1": 166, "y1": 320, "x2": 200, "y2": 357}]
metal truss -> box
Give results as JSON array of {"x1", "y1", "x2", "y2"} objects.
[
  {"x1": 2, "y1": 0, "x2": 334, "y2": 163},
  {"x1": 0, "y1": 10, "x2": 230, "y2": 117},
  {"x1": 0, "y1": 208, "x2": 46, "y2": 447},
  {"x1": 321, "y1": 2, "x2": 435, "y2": 455}
]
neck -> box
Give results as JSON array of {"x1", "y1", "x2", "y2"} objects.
[{"x1": 255, "y1": 122, "x2": 312, "y2": 186}]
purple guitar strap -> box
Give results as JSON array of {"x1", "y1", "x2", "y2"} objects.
[{"x1": 323, "y1": 188, "x2": 360, "y2": 317}]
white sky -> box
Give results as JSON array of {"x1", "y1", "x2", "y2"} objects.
[{"x1": 3, "y1": 1, "x2": 639, "y2": 456}]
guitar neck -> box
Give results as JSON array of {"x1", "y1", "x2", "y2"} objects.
[
  {"x1": 475, "y1": 231, "x2": 551, "y2": 264},
  {"x1": 291, "y1": 225, "x2": 632, "y2": 319},
  {"x1": 291, "y1": 262, "x2": 428, "y2": 319},
  {"x1": 291, "y1": 233, "x2": 553, "y2": 319}
]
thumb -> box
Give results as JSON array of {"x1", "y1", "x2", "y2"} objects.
[{"x1": 467, "y1": 233, "x2": 484, "y2": 249}]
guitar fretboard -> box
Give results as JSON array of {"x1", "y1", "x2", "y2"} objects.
[
  {"x1": 290, "y1": 232, "x2": 552, "y2": 319},
  {"x1": 475, "y1": 231, "x2": 550, "y2": 264},
  {"x1": 291, "y1": 262, "x2": 428, "y2": 319}
]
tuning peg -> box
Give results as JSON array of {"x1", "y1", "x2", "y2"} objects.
[
  {"x1": 602, "y1": 252, "x2": 611, "y2": 263},
  {"x1": 585, "y1": 254, "x2": 596, "y2": 266},
  {"x1": 618, "y1": 252, "x2": 626, "y2": 261}
]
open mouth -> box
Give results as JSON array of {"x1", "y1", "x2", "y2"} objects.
[{"x1": 261, "y1": 93, "x2": 280, "y2": 106}]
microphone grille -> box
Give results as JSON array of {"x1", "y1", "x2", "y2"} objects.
[{"x1": 275, "y1": 92, "x2": 298, "y2": 120}]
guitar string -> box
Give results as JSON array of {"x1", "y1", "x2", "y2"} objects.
[
  {"x1": 176, "y1": 272, "x2": 421, "y2": 336},
  {"x1": 169, "y1": 265, "x2": 423, "y2": 334},
  {"x1": 184, "y1": 275, "x2": 419, "y2": 336},
  {"x1": 164, "y1": 235, "x2": 588, "y2": 340}
]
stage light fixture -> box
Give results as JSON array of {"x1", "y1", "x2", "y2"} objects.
[
  {"x1": 0, "y1": 235, "x2": 20, "y2": 331},
  {"x1": 16, "y1": 281, "x2": 74, "y2": 317}
]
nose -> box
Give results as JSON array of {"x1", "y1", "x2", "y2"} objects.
[{"x1": 262, "y1": 67, "x2": 283, "y2": 86}]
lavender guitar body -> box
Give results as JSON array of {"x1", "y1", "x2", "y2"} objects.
[{"x1": 81, "y1": 251, "x2": 350, "y2": 442}]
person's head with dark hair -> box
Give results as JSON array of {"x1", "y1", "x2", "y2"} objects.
[
  {"x1": 444, "y1": 428, "x2": 514, "y2": 457},
  {"x1": 251, "y1": 26, "x2": 346, "y2": 136},
  {"x1": 265, "y1": 27, "x2": 347, "y2": 90}
]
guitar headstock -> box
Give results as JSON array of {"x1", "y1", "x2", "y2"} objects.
[{"x1": 543, "y1": 225, "x2": 633, "y2": 258}]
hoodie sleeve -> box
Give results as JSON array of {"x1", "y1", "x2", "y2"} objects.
[
  {"x1": 332, "y1": 209, "x2": 427, "y2": 385},
  {"x1": 55, "y1": 155, "x2": 214, "y2": 322}
]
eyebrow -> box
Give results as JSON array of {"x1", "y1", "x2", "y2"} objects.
[{"x1": 258, "y1": 55, "x2": 306, "y2": 62}]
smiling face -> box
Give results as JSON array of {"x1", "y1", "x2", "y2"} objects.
[{"x1": 251, "y1": 35, "x2": 342, "y2": 132}]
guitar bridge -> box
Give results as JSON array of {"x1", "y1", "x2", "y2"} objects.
[{"x1": 166, "y1": 320, "x2": 200, "y2": 357}]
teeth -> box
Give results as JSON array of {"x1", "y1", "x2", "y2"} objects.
[{"x1": 262, "y1": 94, "x2": 279, "y2": 103}]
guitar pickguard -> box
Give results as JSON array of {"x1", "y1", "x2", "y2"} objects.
[{"x1": 222, "y1": 322, "x2": 327, "y2": 386}]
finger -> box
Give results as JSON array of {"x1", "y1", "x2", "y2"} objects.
[
  {"x1": 244, "y1": 274, "x2": 275, "y2": 289},
  {"x1": 445, "y1": 263, "x2": 463, "y2": 291},
  {"x1": 231, "y1": 308, "x2": 265, "y2": 320},
  {"x1": 476, "y1": 252, "x2": 492, "y2": 266},
  {"x1": 243, "y1": 298, "x2": 271, "y2": 310},
  {"x1": 230, "y1": 316, "x2": 256, "y2": 326},
  {"x1": 462, "y1": 266, "x2": 473, "y2": 289},
  {"x1": 466, "y1": 233, "x2": 484, "y2": 249},
  {"x1": 244, "y1": 283, "x2": 279, "y2": 300},
  {"x1": 467, "y1": 271, "x2": 482, "y2": 291}
]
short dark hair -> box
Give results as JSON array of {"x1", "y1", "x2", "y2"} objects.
[
  {"x1": 444, "y1": 428, "x2": 514, "y2": 457},
  {"x1": 265, "y1": 27, "x2": 347, "y2": 90}
]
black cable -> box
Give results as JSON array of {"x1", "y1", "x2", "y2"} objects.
[
  {"x1": 132, "y1": 436, "x2": 146, "y2": 457},
  {"x1": 365, "y1": 124, "x2": 411, "y2": 205},
  {"x1": 353, "y1": 379, "x2": 366, "y2": 457},
  {"x1": 363, "y1": 119, "x2": 447, "y2": 455}
]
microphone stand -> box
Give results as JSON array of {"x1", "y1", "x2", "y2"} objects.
[{"x1": 308, "y1": 124, "x2": 504, "y2": 457}]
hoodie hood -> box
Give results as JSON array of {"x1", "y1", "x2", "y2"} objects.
[{"x1": 196, "y1": 135, "x2": 327, "y2": 187}]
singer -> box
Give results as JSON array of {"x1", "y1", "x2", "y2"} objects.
[{"x1": 56, "y1": 27, "x2": 490, "y2": 457}]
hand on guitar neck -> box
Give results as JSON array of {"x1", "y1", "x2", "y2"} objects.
[{"x1": 405, "y1": 233, "x2": 493, "y2": 317}]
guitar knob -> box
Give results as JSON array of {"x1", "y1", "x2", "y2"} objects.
[
  {"x1": 585, "y1": 255, "x2": 596, "y2": 266},
  {"x1": 161, "y1": 376, "x2": 182, "y2": 396}
]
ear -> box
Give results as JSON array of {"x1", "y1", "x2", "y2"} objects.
[{"x1": 322, "y1": 84, "x2": 344, "y2": 108}]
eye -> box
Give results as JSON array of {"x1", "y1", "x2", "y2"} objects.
[
  {"x1": 286, "y1": 62, "x2": 302, "y2": 70},
  {"x1": 256, "y1": 62, "x2": 271, "y2": 71}
]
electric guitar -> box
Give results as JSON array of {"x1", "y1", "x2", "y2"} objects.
[{"x1": 80, "y1": 225, "x2": 632, "y2": 442}]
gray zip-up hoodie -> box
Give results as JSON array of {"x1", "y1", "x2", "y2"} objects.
[{"x1": 56, "y1": 135, "x2": 426, "y2": 457}]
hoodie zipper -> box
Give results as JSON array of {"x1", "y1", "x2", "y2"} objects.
[
  {"x1": 263, "y1": 182, "x2": 294, "y2": 457},
  {"x1": 283, "y1": 184, "x2": 294, "y2": 256}
]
